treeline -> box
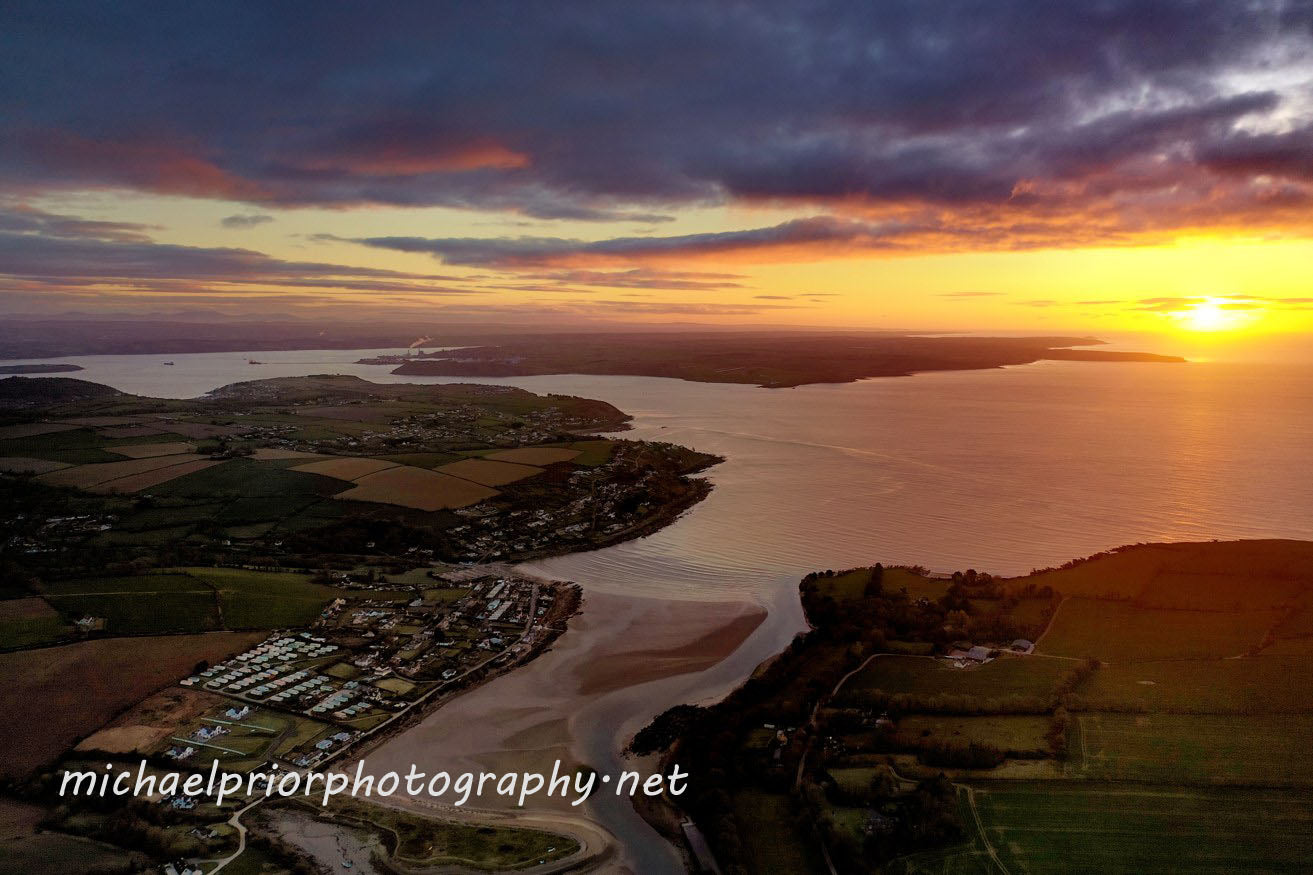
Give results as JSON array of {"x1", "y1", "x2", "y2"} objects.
[
  {"x1": 641, "y1": 575, "x2": 970, "y2": 874},
  {"x1": 801, "y1": 773, "x2": 961, "y2": 871}
]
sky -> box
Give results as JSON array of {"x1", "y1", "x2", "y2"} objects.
[{"x1": 2, "y1": 1, "x2": 1312, "y2": 336}]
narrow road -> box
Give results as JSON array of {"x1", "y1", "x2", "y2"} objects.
[
  {"x1": 206, "y1": 796, "x2": 264, "y2": 874},
  {"x1": 794, "y1": 652, "x2": 933, "y2": 790},
  {"x1": 963, "y1": 786, "x2": 1010, "y2": 875}
]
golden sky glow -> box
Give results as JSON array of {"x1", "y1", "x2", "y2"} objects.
[
  {"x1": 4, "y1": 4, "x2": 1311, "y2": 341},
  {"x1": 26, "y1": 191, "x2": 1311, "y2": 336}
]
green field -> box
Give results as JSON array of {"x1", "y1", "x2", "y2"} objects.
[
  {"x1": 973, "y1": 782, "x2": 1313, "y2": 873},
  {"x1": 1012, "y1": 540, "x2": 1313, "y2": 609},
  {"x1": 1076, "y1": 646, "x2": 1313, "y2": 713},
  {"x1": 149, "y1": 459, "x2": 347, "y2": 499},
  {"x1": 318, "y1": 797, "x2": 580, "y2": 870},
  {"x1": 167, "y1": 709, "x2": 317, "y2": 773},
  {"x1": 839, "y1": 654, "x2": 1070, "y2": 704},
  {"x1": 732, "y1": 790, "x2": 828, "y2": 875},
  {"x1": 38, "y1": 569, "x2": 363, "y2": 632},
  {"x1": 1076, "y1": 713, "x2": 1313, "y2": 785},
  {"x1": 1038, "y1": 598, "x2": 1278, "y2": 662},
  {"x1": 896, "y1": 714, "x2": 1052, "y2": 755},
  {"x1": 182, "y1": 567, "x2": 354, "y2": 628},
  {"x1": 812, "y1": 567, "x2": 948, "y2": 604},
  {"x1": 41, "y1": 575, "x2": 220, "y2": 633},
  {"x1": 565, "y1": 439, "x2": 616, "y2": 466},
  {"x1": 0, "y1": 613, "x2": 69, "y2": 648}
]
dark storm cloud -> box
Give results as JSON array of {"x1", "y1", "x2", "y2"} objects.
[
  {"x1": 0, "y1": 0, "x2": 1310, "y2": 243},
  {"x1": 0, "y1": 206, "x2": 473, "y2": 296},
  {"x1": 221, "y1": 213, "x2": 274, "y2": 229},
  {"x1": 352, "y1": 217, "x2": 916, "y2": 266}
]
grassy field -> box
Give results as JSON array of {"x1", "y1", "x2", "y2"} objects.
[
  {"x1": 839, "y1": 654, "x2": 1070, "y2": 704},
  {"x1": 0, "y1": 632, "x2": 262, "y2": 779},
  {"x1": 289, "y1": 457, "x2": 398, "y2": 480},
  {"x1": 732, "y1": 790, "x2": 828, "y2": 875},
  {"x1": 0, "y1": 597, "x2": 70, "y2": 648},
  {"x1": 1076, "y1": 713, "x2": 1313, "y2": 785},
  {"x1": 41, "y1": 574, "x2": 220, "y2": 633},
  {"x1": 973, "y1": 781, "x2": 1313, "y2": 873},
  {"x1": 1038, "y1": 598, "x2": 1278, "y2": 662},
  {"x1": 39, "y1": 568, "x2": 360, "y2": 632},
  {"x1": 812, "y1": 566, "x2": 947, "y2": 603},
  {"x1": 895, "y1": 714, "x2": 1052, "y2": 754},
  {"x1": 565, "y1": 439, "x2": 615, "y2": 466},
  {"x1": 336, "y1": 465, "x2": 498, "y2": 511},
  {"x1": 313, "y1": 797, "x2": 580, "y2": 870},
  {"x1": 1076, "y1": 645, "x2": 1313, "y2": 713},
  {"x1": 182, "y1": 567, "x2": 355, "y2": 628},
  {"x1": 149, "y1": 459, "x2": 348, "y2": 499},
  {"x1": 1011, "y1": 540, "x2": 1313, "y2": 609},
  {"x1": 167, "y1": 708, "x2": 307, "y2": 773},
  {"x1": 0, "y1": 456, "x2": 71, "y2": 474},
  {"x1": 486, "y1": 447, "x2": 580, "y2": 465},
  {"x1": 36, "y1": 453, "x2": 209, "y2": 489},
  {"x1": 436, "y1": 457, "x2": 542, "y2": 486}
]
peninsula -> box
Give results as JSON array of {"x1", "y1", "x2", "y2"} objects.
[
  {"x1": 386, "y1": 331, "x2": 1184, "y2": 388},
  {"x1": 639, "y1": 539, "x2": 1313, "y2": 874},
  {"x1": 0, "y1": 373, "x2": 725, "y2": 873}
]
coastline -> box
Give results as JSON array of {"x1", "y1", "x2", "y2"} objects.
[{"x1": 362, "y1": 584, "x2": 804, "y2": 873}]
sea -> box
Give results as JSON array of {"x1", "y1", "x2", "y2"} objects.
[
  {"x1": 10, "y1": 337, "x2": 1312, "y2": 871},
  {"x1": 14, "y1": 342, "x2": 1312, "y2": 590}
]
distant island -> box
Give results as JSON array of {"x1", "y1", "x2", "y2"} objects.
[
  {"x1": 0, "y1": 363, "x2": 83, "y2": 374},
  {"x1": 636, "y1": 539, "x2": 1313, "y2": 874},
  {"x1": 387, "y1": 331, "x2": 1185, "y2": 388}
]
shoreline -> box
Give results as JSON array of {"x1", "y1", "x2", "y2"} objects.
[{"x1": 362, "y1": 583, "x2": 805, "y2": 873}]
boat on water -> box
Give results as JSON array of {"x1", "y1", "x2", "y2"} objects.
[
  {"x1": 163, "y1": 361, "x2": 175, "y2": 366},
  {"x1": 248, "y1": 359, "x2": 263, "y2": 364}
]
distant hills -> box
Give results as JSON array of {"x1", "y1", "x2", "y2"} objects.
[{"x1": 390, "y1": 331, "x2": 1185, "y2": 388}]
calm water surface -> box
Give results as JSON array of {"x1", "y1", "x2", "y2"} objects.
[{"x1": 26, "y1": 349, "x2": 1313, "y2": 590}]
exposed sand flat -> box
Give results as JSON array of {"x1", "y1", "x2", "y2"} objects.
[
  {"x1": 576, "y1": 605, "x2": 766, "y2": 695},
  {"x1": 36, "y1": 453, "x2": 204, "y2": 489},
  {"x1": 437, "y1": 457, "x2": 543, "y2": 486},
  {"x1": 249, "y1": 447, "x2": 323, "y2": 460},
  {"x1": 89, "y1": 458, "x2": 226, "y2": 493},
  {"x1": 291, "y1": 457, "x2": 399, "y2": 480},
  {"x1": 0, "y1": 422, "x2": 84, "y2": 440},
  {"x1": 0, "y1": 456, "x2": 71, "y2": 474},
  {"x1": 366, "y1": 591, "x2": 766, "y2": 810},
  {"x1": 362, "y1": 569, "x2": 803, "y2": 874},
  {"x1": 335, "y1": 466, "x2": 498, "y2": 511},
  {"x1": 105, "y1": 440, "x2": 195, "y2": 458},
  {"x1": 487, "y1": 447, "x2": 581, "y2": 465}
]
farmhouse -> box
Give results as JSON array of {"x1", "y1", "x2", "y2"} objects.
[
  {"x1": 965, "y1": 646, "x2": 992, "y2": 663},
  {"x1": 1011, "y1": 639, "x2": 1035, "y2": 654}
]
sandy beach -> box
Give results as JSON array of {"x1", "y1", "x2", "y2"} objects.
[{"x1": 363, "y1": 585, "x2": 794, "y2": 872}]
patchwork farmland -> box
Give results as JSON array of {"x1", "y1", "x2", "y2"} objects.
[
  {"x1": 652, "y1": 541, "x2": 1313, "y2": 875},
  {"x1": 1, "y1": 374, "x2": 719, "y2": 570}
]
